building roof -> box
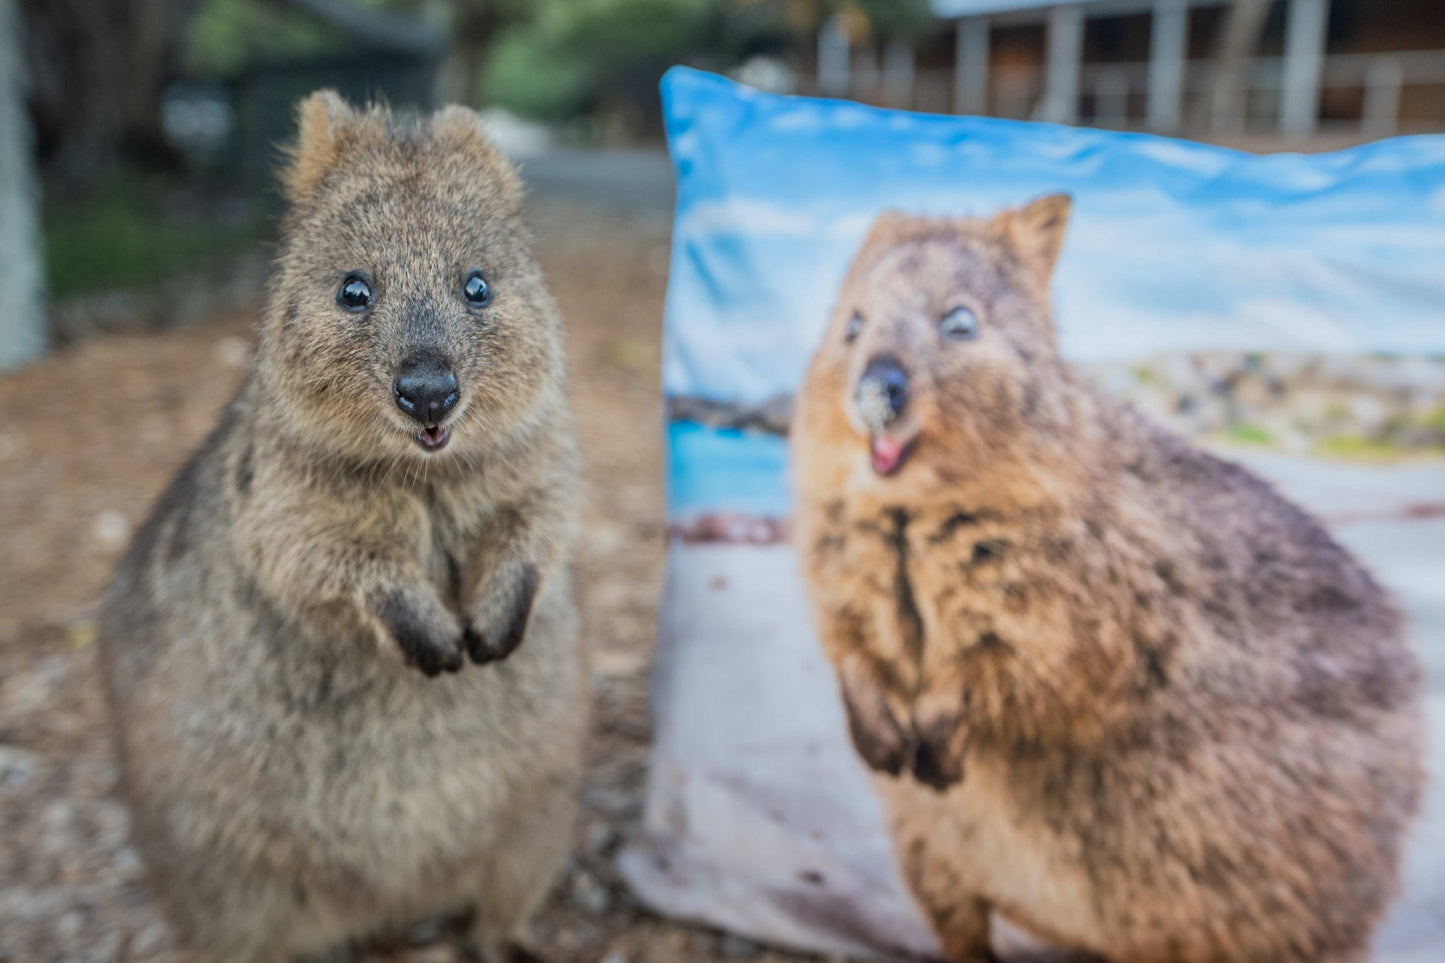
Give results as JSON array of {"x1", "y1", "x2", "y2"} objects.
[
  {"x1": 931, "y1": 0, "x2": 1230, "y2": 18},
  {"x1": 931, "y1": 0, "x2": 1095, "y2": 17}
]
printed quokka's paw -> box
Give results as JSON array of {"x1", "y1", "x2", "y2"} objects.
[
  {"x1": 840, "y1": 670, "x2": 910, "y2": 776},
  {"x1": 911, "y1": 713, "x2": 966, "y2": 791},
  {"x1": 465, "y1": 563, "x2": 539, "y2": 665},
  {"x1": 953, "y1": 949, "x2": 1000, "y2": 963},
  {"x1": 378, "y1": 592, "x2": 465, "y2": 677}
]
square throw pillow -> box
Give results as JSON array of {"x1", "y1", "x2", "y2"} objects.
[{"x1": 620, "y1": 67, "x2": 1445, "y2": 961}]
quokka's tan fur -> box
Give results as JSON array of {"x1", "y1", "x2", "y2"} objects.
[
  {"x1": 98, "y1": 92, "x2": 586, "y2": 962},
  {"x1": 793, "y1": 196, "x2": 1424, "y2": 963}
]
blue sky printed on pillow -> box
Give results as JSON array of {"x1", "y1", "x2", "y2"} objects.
[{"x1": 660, "y1": 67, "x2": 1445, "y2": 413}]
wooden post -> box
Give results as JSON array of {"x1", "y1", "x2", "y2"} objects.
[
  {"x1": 1147, "y1": 0, "x2": 1188, "y2": 133},
  {"x1": 1281, "y1": 0, "x2": 1329, "y2": 138},
  {"x1": 1040, "y1": 3, "x2": 1084, "y2": 125},
  {"x1": 954, "y1": 16, "x2": 990, "y2": 115},
  {"x1": 0, "y1": 0, "x2": 43, "y2": 370}
]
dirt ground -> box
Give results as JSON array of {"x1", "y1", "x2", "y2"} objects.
[{"x1": 0, "y1": 201, "x2": 815, "y2": 963}]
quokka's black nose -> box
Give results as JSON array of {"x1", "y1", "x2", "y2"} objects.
[
  {"x1": 859, "y1": 355, "x2": 910, "y2": 421},
  {"x1": 393, "y1": 361, "x2": 459, "y2": 426}
]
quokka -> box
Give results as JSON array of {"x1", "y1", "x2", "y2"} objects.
[
  {"x1": 793, "y1": 195, "x2": 1424, "y2": 963},
  {"x1": 99, "y1": 92, "x2": 586, "y2": 962}
]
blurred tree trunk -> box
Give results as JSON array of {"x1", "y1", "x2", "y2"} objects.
[
  {"x1": 0, "y1": 0, "x2": 43, "y2": 368},
  {"x1": 425, "y1": 0, "x2": 538, "y2": 107},
  {"x1": 449, "y1": 0, "x2": 500, "y2": 104},
  {"x1": 21, "y1": 0, "x2": 202, "y2": 175},
  {"x1": 1202, "y1": 0, "x2": 1272, "y2": 133}
]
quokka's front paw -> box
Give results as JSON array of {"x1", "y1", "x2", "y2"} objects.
[
  {"x1": 377, "y1": 591, "x2": 465, "y2": 677},
  {"x1": 465, "y1": 563, "x2": 540, "y2": 665},
  {"x1": 461, "y1": 936, "x2": 554, "y2": 963}
]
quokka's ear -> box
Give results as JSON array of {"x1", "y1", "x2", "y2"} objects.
[
  {"x1": 280, "y1": 90, "x2": 355, "y2": 203},
  {"x1": 430, "y1": 104, "x2": 522, "y2": 197},
  {"x1": 1000, "y1": 193, "x2": 1072, "y2": 284}
]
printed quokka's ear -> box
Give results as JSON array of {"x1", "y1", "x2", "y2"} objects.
[
  {"x1": 430, "y1": 104, "x2": 522, "y2": 199},
  {"x1": 1000, "y1": 193, "x2": 1072, "y2": 285},
  {"x1": 281, "y1": 90, "x2": 355, "y2": 204},
  {"x1": 858, "y1": 210, "x2": 924, "y2": 261}
]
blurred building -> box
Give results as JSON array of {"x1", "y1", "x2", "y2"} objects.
[
  {"x1": 164, "y1": 0, "x2": 444, "y2": 184},
  {"x1": 813, "y1": 0, "x2": 1445, "y2": 142}
]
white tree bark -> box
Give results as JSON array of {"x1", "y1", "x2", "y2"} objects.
[
  {"x1": 1281, "y1": 0, "x2": 1330, "y2": 138},
  {"x1": 0, "y1": 0, "x2": 43, "y2": 370}
]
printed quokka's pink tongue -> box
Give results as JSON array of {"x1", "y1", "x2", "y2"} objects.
[{"x1": 871, "y1": 435, "x2": 907, "y2": 476}]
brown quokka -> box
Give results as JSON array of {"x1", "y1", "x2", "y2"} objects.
[
  {"x1": 98, "y1": 92, "x2": 586, "y2": 962},
  {"x1": 793, "y1": 196, "x2": 1424, "y2": 963}
]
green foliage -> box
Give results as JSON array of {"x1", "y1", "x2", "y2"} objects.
[
  {"x1": 485, "y1": 26, "x2": 591, "y2": 121},
  {"x1": 484, "y1": 0, "x2": 797, "y2": 121},
  {"x1": 188, "y1": 0, "x2": 329, "y2": 75},
  {"x1": 484, "y1": 0, "x2": 687, "y2": 119},
  {"x1": 559, "y1": 0, "x2": 712, "y2": 77},
  {"x1": 826, "y1": 0, "x2": 933, "y2": 40},
  {"x1": 43, "y1": 175, "x2": 267, "y2": 298},
  {"x1": 182, "y1": 0, "x2": 939, "y2": 123},
  {"x1": 185, "y1": 0, "x2": 399, "y2": 76}
]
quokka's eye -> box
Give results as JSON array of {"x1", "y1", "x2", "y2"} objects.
[
  {"x1": 844, "y1": 312, "x2": 864, "y2": 343},
  {"x1": 337, "y1": 274, "x2": 372, "y2": 311},
  {"x1": 939, "y1": 305, "x2": 979, "y2": 341},
  {"x1": 462, "y1": 271, "x2": 492, "y2": 307}
]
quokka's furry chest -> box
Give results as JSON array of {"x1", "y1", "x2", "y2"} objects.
[
  {"x1": 107, "y1": 436, "x2": 585, "y2": 881},
  {"x1": 128, "y1": 570, "x2": 583, "y2": 885}
]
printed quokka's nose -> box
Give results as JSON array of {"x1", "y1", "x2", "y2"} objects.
[
  {"x1": 857, "y1": 355, "x2": 910, "y2": 424},
  {"x1": 393, "y1": 361, "x2": 459, "y2": 426}
]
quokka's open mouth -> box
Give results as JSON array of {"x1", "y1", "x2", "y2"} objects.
[
  {"x1": 415, "y1": 424, "x2": 451, "y2": 452},
  {"x1": 870, "y1": 434, "x2": 915, "y2": 476}
]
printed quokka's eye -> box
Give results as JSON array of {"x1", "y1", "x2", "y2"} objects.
[
  {"x1": 939, "y1": 305, "x2": 979, "y2": 341},
  {"x1": 337, "y1": 274, "x2": 372, "y2": 311},
  {"x1": 844, "y1": 312, "x2": 864, "y2": 343},
  {"x1": 462, "y1": 271, "x2": 492, "y2": 307}
]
